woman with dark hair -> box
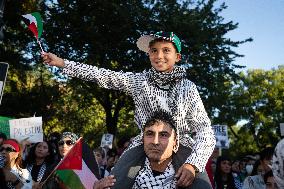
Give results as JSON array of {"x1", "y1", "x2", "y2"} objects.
[
  {"x1": 214, "y1": 156, "x2": 242, "y2": 189},
  {"x1": 0, "y1": 139, "x2": 32, "y2": 188},
  {"x1": 43, "y1": 132, "x2": 116, "y2": 189},
  {"x1": 23, "y1": 141, "x2": 56, "y2": 187}
]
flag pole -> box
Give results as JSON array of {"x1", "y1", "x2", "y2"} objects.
[{"x1": 37, "y1": 38, "x2": 44, "y2": 54}]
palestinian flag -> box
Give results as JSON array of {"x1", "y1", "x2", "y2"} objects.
[
  {"x1": 22, "y1": 12, "x2": 43, "y2": 39},
  {"x1": 55, "y1": 138, "x2": 100, "y2": 189}
]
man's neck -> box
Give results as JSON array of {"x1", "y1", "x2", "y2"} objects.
[{"x1": 149, "y1": 157, "x2": 172, "y2": 172}]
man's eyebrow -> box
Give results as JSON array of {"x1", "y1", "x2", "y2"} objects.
[
  {"x1": 144, "y1": 130, "x2": 154, "y2": 133},
  {"x1": 159, "y1": 131, "x2": 171, "y2": 135}
]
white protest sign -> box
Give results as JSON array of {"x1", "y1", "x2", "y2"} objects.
[
  {"x1": 212, "y1": 125, "x2": 229, "y2": 149},
  {"x1": 100, "y1": 133, "x2": 114, "y2": 149},
  {"x1": 9, "y1": 117, "x2": 43, "y2": 143}
]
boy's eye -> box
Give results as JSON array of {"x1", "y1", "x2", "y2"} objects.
[
  {"x1": 164, "y1": 48, "x2": 171, "y2": 52},
  {"x1": 150, "y1": 49, "x2": 157, "y2": 53}
]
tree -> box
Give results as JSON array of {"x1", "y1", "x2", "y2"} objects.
[
  {"x1": 228, "y1": 66, "x2": 284, "y2": 150},
  {"x1": 39, "y1": 0, "x2": 250, "y2": 135},
  {"x1": 1, "y1": 0, "x2": 251, "y2": 142}
]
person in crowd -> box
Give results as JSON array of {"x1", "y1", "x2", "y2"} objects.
[
  {"x1": 42, "y1": 31, "x2": 216, "y2": 188},
  {"x1": 43, "y1": 131, "x2": 116, "y2": 189},
  {"x1": 242, "y1": 147, "x2": 274, "y2": 189},
  {"x1": 94, "y1": 147, "x2": 107, "y2": 178},
  {"x1": 105, "y1": 149, "x2": 118, "y2": 176},
  {"x1": 272, "y1": 138, "x2": 284, "y2": 188},
  {"x1": 132, "y1": 110, "x2": 212, "y2": 188},
  {"x1": 47, "y1": 132, "x2": 61, "y2": 163},
  {"x1": 242, "y1": 160, "x2": 264, "y2": 189},
  {"x1": 244, "y1": 155, "x2": 257, "y2": 176},
  {"x1": 231, "y1": 159, "x2": 245, "y2": 183},
  {"x1": 0, "y1": 154, "x2": 9, "y2": 189},
  {"x1": 23, "y1": 141, "x2": 56, "y2": 188},
  {"x1": 263, "y1": 170, "x2": 278, "y2": 189},
  {"x1": 206, "y1": 157, "x2": 215, "y2": 188},
  {"x1": 214, "y1": 156, "x2": 242, "y2": 189},
  {"x1": 0, "y1": 132, "x2": 7, "y2": 146},
  {"x1": 238, "y1": 158, "x2": 248, "y2": 181},
  {"x1": 116, "y1": 137, "x2": 131, "y2": 157},
  {"x1": 0, "y1": 139, "x2": 32, "y2": 188}
]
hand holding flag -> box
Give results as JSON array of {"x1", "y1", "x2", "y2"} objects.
[{"x1": 22, "y1": 12, "x2": 44, "y2": 53}]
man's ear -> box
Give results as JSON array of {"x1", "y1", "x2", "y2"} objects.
[{"x1": 176, "y1": 53, "x2": 181, "y2": 62}]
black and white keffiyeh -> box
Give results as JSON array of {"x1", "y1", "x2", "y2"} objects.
[
  {"x1": 132, "y1": 158, "x2": 177, "y2": 189},
  {"x1": 148, "y1": 66, "x2": 186, "y2": 90},
  {"x1": 27, "y1": 162, "x2": 47, "y2": 182}
]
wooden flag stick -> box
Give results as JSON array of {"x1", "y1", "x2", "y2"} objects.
[{"x1": 37, "y1": 38, "x2": 44, "y2": 54}]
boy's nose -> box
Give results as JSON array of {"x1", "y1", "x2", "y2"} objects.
[{"x1": 157, "y1": 50, "x2": 163, "y2": 58}]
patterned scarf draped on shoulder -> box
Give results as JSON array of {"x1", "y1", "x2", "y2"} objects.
[
  {"x1": 148, "y1": 66, "x2": 187, "y2": 88},
  {"x1": 132, "y1": 158, "x2": 176, "y2": 189}
]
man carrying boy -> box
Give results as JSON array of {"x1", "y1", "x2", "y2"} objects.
[
  {"x1": 132, "y1": 110, "x2": 213, "y2": 188},
  {"x1": 42, "y1": 31, "x2": 216, "y2": 188}
]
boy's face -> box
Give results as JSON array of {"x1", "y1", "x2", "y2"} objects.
[{"x1": 148, "y1": 41, "x2": 181, "y2": 72}]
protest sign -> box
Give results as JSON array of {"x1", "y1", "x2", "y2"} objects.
[
  {"x1": 100, "y1": 133, "x2": 114, "y2": 149},
  {"x1": 212, "y1": 125, "x2": 229, "y2": 149},
  {"x1": 9, "y1": 117, "x2": 43, "y2": 143},
  {"x1": 0, "y1": 62, "x2": 9, "y2": 105}
]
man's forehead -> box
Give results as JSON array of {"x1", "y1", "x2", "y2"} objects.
[{"x1": 144, "y1": 122, "x2": 173, "y2": 133}]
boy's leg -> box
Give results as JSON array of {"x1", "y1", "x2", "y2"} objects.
[
  {"x1": 110, "y1": 145, "x2": 145, "y2": 189},
  {"x1": 173, "y1": 145, "x2": 213, "y2": 189}
]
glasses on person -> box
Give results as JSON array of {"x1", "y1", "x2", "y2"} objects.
[
  {"x1": 0, "y1": 147, "x2": 17, "y2": 153},
  {"x1": 58, "y1": 140, "x2": 74, "y2": 146}
]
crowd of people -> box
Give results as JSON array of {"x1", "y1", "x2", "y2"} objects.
[
  {"x1": 0, "y1": 30, "x2": 283, "y2": 189},
  {"x1": 0, "y1": 127, "x2": 283, "y2": 189}
]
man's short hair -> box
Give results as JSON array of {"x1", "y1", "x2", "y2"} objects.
[{"x1": 143, "y1": 111, "x2": 176, "y2": 133}]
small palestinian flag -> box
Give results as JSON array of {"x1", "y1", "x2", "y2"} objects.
[
  {"x1": 54, "y1": 138, "x2": 100, "y2": 189},
  {"x1": 22, "y1": 12, "x2": 44, "y2": 53},
  {"x1": 22, "y1": 12, "x2": 43, "y2": 39}
]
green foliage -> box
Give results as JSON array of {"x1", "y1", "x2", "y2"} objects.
[
  {"x1": 1, "y1": 0, "x2": 265, "y2": 153},
  {"x1": 225, "y1": 125, "x2": 258, "y2": 158},
  {"x1": 227, "y1": 66, "x2": 284, "y2": 152}
]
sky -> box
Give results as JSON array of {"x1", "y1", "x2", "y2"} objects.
[{"x1": 219, "y1": 0, "x2": 284, "y2": 71}]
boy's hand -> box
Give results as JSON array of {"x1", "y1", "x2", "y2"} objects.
[
  {"x1": 93, "y1": 175, "x2": 116, "y2": 189},
  {"x1": 41, "y1": 52, "x2": 65, "y2": 68},
  {"x1": 175, "y1": 163, "x2": 196, "y2": 187}
]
